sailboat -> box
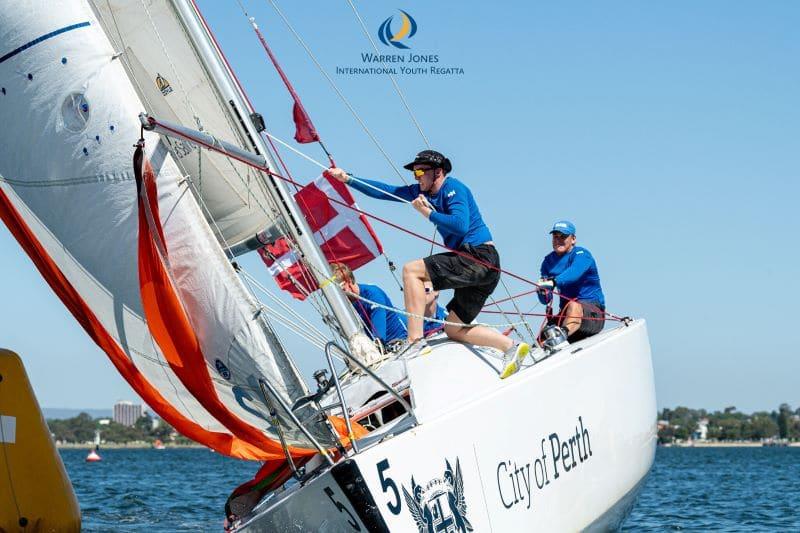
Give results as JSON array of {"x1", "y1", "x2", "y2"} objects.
[{"x1": 0, "y1": 1, "x2": 656, "y2": 531}]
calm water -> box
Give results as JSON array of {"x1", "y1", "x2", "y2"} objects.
[{"x1": 60, "y1": 447, "x2": 800, "y2": 531}]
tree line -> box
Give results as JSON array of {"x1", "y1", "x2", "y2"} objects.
[
  {"x1": 47, "y1": 413, "x2": 192, "y2": 445},
  {"x1": 658, "y1": 403, "x2": 800, "y2": 444}
]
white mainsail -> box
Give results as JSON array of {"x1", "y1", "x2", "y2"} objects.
[{"x1": 0, "y1": 0, "x2": 335, "y2": 458}]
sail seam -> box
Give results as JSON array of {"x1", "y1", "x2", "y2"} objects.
[{"x1": 0, "y1": 173, "x2": 135, "y2": 187}]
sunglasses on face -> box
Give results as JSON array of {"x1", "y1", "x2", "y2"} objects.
[
  {"x1": 413, "y1": 167, "x2": 433, "y2": 177},
  {"x1": 552, "y1": 233, "x2": 571, "y2": 239}
]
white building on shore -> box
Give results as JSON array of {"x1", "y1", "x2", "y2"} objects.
[{"x1": 113, "y1": 401, "x2": 143, "y2": 427}]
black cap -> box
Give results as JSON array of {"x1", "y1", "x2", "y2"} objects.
[{"x1": 403, "y1": 150, "x2": 452, "y2": 174}]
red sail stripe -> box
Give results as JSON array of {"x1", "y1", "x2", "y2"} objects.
[
  {"x1": 134, "y1": 146, "x2": 317, "y2": 459},
  {"x1": 0, "y1": 186, "x2": 270, "y2": 460}
]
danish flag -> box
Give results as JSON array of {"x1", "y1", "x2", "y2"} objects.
[{"x1": 259, "y1": 174, "x2": 383, "y2": 300}]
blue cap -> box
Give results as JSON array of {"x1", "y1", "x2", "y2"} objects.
[{"x1": 549, "y1": 220, "x2": 576, "y2": 236}]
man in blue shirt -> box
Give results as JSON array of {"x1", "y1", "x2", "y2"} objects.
[
  {"x1": 537, "y1": 220, "x2": 605, "y2": 341},
  {"x1": 327, "y1": 150, "x2": 529, "y2": 378},
  {"x1": 331, "y1": 263, "x2": 407, "y2": 349}
]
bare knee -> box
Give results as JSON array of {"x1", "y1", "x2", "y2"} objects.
[
  {"x1": 565, "y1": 301, "x2": 583, "y2": 319},
  {"x1": 444, "y1": 323, "x2": 462, "y2": 340},
  {"x1": 402, "y1": 259, "x2": 428, "y2": 282}
]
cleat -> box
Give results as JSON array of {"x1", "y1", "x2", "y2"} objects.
[{"x1": 500, "y1": 342, "x2": 530, "y2": 379}]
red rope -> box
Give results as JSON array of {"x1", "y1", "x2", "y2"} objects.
[
  {"x1": 481, "y1": 309, "x2": 617, "y2": 322},
  {"x1": 147, "y1": 117, "x2": 627, "y2": 323},
  {"x1": 482, "y1": 288, "x2": 540, "y2": 308}
]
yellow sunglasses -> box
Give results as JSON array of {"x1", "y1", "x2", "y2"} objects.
[{"x1": 413, "y1": 167, "x2": 433, "y2": 177}]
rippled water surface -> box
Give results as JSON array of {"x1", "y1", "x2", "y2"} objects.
[
  {"x1": 625, "y1": 447, "x2": 800, "y2": 531},
  {"x1": 61, "y1": 447, "x2": 800, "y2": 531}
]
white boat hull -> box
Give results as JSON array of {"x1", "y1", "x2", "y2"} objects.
[{"x1": 235, "y1": 320, "x2": 657, "y2": 531}]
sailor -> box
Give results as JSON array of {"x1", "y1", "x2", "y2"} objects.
[
  {"x1": 326, "y1": 150, "x2": 529, "y2": 378},
  {"x1": 536, "y1": 221, "x2": 606, "y2": 341},
  {"x1": 330, "y1": 262, "x2": 408, "y2": 350}
]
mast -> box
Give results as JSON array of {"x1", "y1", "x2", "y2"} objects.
[{"x1": 169, "y1": 0, "x2": 373, "y2": 357}]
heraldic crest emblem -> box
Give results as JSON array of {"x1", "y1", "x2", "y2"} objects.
[{"x1": 402, "y1": 457, "x2": 473, "y2": 533}]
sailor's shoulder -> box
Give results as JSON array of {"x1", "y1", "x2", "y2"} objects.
[
  {"x1": 441, "y1": 176, "x2": 472, "y2": 200},
  {"x1": 541, "y1": 251, "x2": 559, "y2": 268},
  {"x1": 358, "y1": 283, "x2": 381, "y2": 298},
  {"x1": 573, "y1": 246, "x2": 594, "y2": 257}
]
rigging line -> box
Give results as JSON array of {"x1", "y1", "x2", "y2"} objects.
[
  {"x1": 183, "y1": 177, "x2": 235, "y2": 261},
  {"x1": 257, "y1": 228, "x2": 344, "y2": 343},
  {"x1": 382, "y1": 253, "x2": 404, "y2": 291},
  {"x1": 233, "y1": 1, "x2": 335, "y2": 167},
  {"x1": 181, "y1": 173, "x2": 291, "y2": 337},
  {"x1": 253, "y1": 113, "x2": 351, "y2": 336},
  {"x1": 256, "y1": 304, "x2": 327, "y2": 350},
  {"x1": 149, "y1": 117, "x2": 629, "y2": 322},
  {"x1": 240, "y1": 272, "x2": 331, "y2": 347},
  {"x1": 496, "y1": 275, "x2": 536, "y2": 341},
  {"x1": 481, "y1": 309, "x2": 617, "y2": 322},
  {"x1": 260, "y1": 130, "x2": 417, "y2": 206},
  {"x1": 343, "y1": 290, "x2": 529, "y2": 330},
  {"x1": 483, "y1": 288, "x2": 540, "y2": 308},
  {"x1": 344, "y1": 0, "x2": 431, "y2": 148},
  {"x1": 264, "y1": 0, "x2": 410, "y2": 185},
  {"x1": 257, "y1": 130, "x2": 407, "y2": 295},
  {"x1": 303, "y1": 257, "x2": 399, "y2": 343},
  {"x1": 141, "y1": 1, "x2": 275, "y2": 220}
]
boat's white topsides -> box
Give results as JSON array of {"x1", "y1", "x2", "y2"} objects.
[{"x1": 236, "y1": 320, "x2": 657, "y2": 532}]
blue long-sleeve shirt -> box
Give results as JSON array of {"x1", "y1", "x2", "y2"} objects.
[
  {"x1": 422, "y1": 304, "x2": 447, "y2": 336},
  {"x1": 538, "y1": 246, "x2": 605, "y2": 308},
  {"x1": 348, "y1": 176, "x2": 492, "y2": 250},
  {"x1": 353, "y1": 284, "x2": 408, "y2": 344}
]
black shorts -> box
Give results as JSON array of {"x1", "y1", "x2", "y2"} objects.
[
  {"x1": 549, "y1": 300, "x2": 605, "y2": 341},
  {"x1": 423, "y1": 244, "x2": 500, "y2": 325}
]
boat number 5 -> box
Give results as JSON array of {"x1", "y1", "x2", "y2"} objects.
[
  {"x1": 377, "y1": 459, "x2": 401, "y2": 515},
  {"x1": 323, "y1": 487, "x2": 361, "y2": 530}
]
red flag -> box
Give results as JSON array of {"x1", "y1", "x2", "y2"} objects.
[
  {"x1": 259, "y1": 174, "x2": 383, "y2": 300},
  {"x1": 292, "y1": 101, "x2": 319, "y2": 144}
]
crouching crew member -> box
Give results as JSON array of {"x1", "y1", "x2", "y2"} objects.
[
  {"x1": 331, "y1": 263, "x2": 408, "y2": 351},
  {"x1": 537, "y1": 220, "x2": 605, "y2": 341},
  {"x1": 326, "y1": 150, "x2": 529, "y2": 378}
]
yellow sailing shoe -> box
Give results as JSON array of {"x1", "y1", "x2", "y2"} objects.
[{"x1": 500, "y1": 342, "x2": 530, "y2": 379}]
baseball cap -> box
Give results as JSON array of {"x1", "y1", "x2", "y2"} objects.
[
  {"x1": 403, "y1": 150, "x2": 453, "y2": 174},
  {"x1": 549, "y1": 220, "x2": 576, "y2": 236}
]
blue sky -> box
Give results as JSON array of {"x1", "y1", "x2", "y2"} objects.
[{"x1": 1, "y1": 1, "x2": 798, "y2": 414}]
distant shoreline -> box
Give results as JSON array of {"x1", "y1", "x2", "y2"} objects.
[
  {"x1": 56, "y1": 442, "x2": 204, "y2": 449},
  {"x1": 661, "y1": 441, "x2": 800, "y2": 448}
]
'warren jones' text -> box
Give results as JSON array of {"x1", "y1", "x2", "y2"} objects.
[{"x1": 496, "y1": 416, "x2": 592, "y2": 511}]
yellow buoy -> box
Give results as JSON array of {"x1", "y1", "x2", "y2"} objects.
[{"x1": 0, "y1": 349, "x2": 81, "y2": 532}]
